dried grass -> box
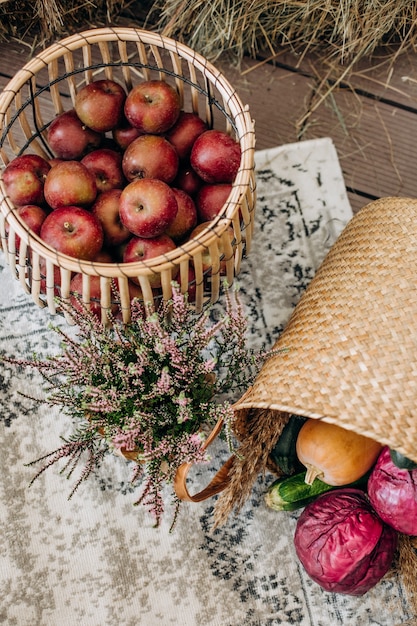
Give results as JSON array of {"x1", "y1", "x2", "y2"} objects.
[
  {"x1": 144, "y1": 1, "x2": 417, "y2": 131},
  {"x1": 398, "y1": 535, "x2": 417, "y2": 619},
  {"x1": 152, "y1": 0, "x2": 417, "y2": 66},
  {"x1": 1, "y1": 1, "x2": 416, "y2": 68},
  {"x1": 0, "y1": 0, "x2": 151, "y2": 45},
  {"x1": 213, "y1": 408, "x2": 290, "y2": 528}
]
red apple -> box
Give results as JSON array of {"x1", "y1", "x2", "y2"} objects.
[
  {"x1": 122, "y1": 134, "x2": 179, "y2": 184},
  {"x1": 47, "y1": 109, "x2": 102, "y2": 160},
  {"x1": 81, "y1": 148, "x2": 125, "y2": 193},
  {"x1": 70, "y1": 272, "x2": 119, "y2": 319},
  {"x1": 44, "y1": 160, "x2": 97, "y2": 210},
  {"x1": 2, "y1": 154, "x2": 51, "y2": 206},
  {"x1": 39, "y1": 260, "x2": 71, "y2": 298},
  {"x1": 195, "y1": 183, "x2": 232, "y2": 222},
  {"x1": 173, "y1": 163, "x2": 203, "y2": 196},
  {"x1": 74, "y1": 79, "x2": 127, "y2": 133},
  {"x1": 91, "y1": 188, "x2": 131, "y2": 247},
  {"x1": 48, "y1": 158, "x2": 64, "y2": 168},
  {"x1": 123, "y1": 234, "x2": 178, "y2": 288},
  {"x1": 188, "y1": 221, "x2": 235, "y2": 274},
  {"x1": 92, "y1": 249, "x2": 114, "y2": 263},
  {"x1": 124, "y1": 79, "x2": 181, "y2": 134},
  {"x1": 112, "y1": 119, "x2": 143, "y2": 151},
  {"x1": 40, "y1": 205, "x2": 104, "y2": 260},
  {"x1": 165, "y1": 111, "x2": 208, "y2": 161},
  {"x1": 70, "y1": 272, "x2": 100, "y2": 316},
  {"x1": 190, "y1": 130, "x2": 241, "y2": 183},
  {"x1": 6, "y1": 204, "x2": 49, "y2": 252},
  {"x1": 119, "y1": 178, "x2": 178, "y2": 238},
  {"x1": 165, "y1": 188, "x2": 197, "y2": 242}
]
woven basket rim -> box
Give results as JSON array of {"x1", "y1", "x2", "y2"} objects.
[{"x1": 0, "y1": 27, "x2": 255, "y2": 277}]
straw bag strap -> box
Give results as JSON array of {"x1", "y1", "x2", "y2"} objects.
[{"x1": 174, "y1": 417, "x2": 234, "y2": 502}]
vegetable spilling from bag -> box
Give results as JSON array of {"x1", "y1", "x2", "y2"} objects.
[{"x1": 265, "y1": 416, "x2": 417, "y2": 596}]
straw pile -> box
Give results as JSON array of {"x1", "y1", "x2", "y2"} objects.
[
  {"x1": 0, "y1": 0, "x2": 152, "y2": 45},
  {"x1": 1, "y1": 1, "x2": 417, "y2": 68},
  {"x1": 153, "y1": 0, "x2": 417, "y2": 65}
]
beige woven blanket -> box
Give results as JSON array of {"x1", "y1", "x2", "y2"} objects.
[{"x1": 1, "y1": 138, "x2": 412, "y2": 625}]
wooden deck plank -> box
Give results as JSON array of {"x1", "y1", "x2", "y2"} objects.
[
  {"x1": 347, "y1": 51, "x2": 417, "y2": 107},
  {"x1": 218, "y1": 54, "x2": 417, "y2": 213},
  {"x1": 243, "y1": 48, "x2": 417, "y2": 212},
  {"x1": 303, "y1": 88, "x2": 417, "y2": 200},
  {"x1": 215, "y1": 58, "x2": 314, "y2": 148},
  {"x1": 266, "y1": 46, "x2": 417, "y2": 108}
]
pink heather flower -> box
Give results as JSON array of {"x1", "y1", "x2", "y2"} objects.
[
  {"x1": 176, "y1": 392, "x2": 189, "y2": 407},
  {"x1": 156, "y1": 367, "x2": 172, "y2": 395},
  {"x1": 169, "y1": 285, "x2": 190, "y2": 325},
  {"x1": 177, "y1": 407, "x2": 192, "y2": 423},
  {"x1": 112, "y1": 426, "x2": 141, "y2": 452},
  {"x1": 81, "y1": 387, "x2": 122, "y2": 414},
  {"x1": 5, "y1": 280, "x2": 269, "y2": 528},
  {"x1": 139, "y1": 479, "x2": 165, "y2": 523},
  {"x1": 203, "y1": 359, "x2": 216, "y2": 373},
  {"x1": 174, "y1": 392, "x2": 192, "y2": 423},
  {"x1": 189, "y1": 432, "x2": 205, "y2": 447}
]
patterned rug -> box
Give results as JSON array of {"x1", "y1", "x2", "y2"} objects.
[{"x1": 0, "y1": 138, "x2": 412, "y2": 626}]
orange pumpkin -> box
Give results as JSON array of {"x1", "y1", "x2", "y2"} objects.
[{"x1": 296, "y1": 419, "x2": 383, "y2": 486}]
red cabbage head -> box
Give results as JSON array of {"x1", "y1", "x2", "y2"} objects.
[
  {"x1": 368, "y1": 446, "x2": 417, "y2": 536},
  {"x1": 294, "y1": 488, "x2": 398, "y2": 596}
]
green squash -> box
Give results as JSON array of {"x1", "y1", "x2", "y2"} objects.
[
  {"x1": 389, "y1": 448, "x2": 417, "y2": 470},
  {"x1": 265, "y1": 470, "x2": 369, "y2": 512},
  {"x1": 269, "y1": 414, "x2": 307, "y2": 475}
]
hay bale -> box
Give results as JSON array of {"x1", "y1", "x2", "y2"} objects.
[
  {"x1": 2, "y1": 0, "x2": 416, "y2": 68},
  {"x1": 0, "y1": 0, "x2": 153, "y2": 45},
  {"x1": 151, "y1": 0, "x2": 417, "y2": 65}
]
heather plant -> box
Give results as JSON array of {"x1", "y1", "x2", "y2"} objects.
[{"x1": 8, "y1": 283, "x2": 268, "y2": 526}]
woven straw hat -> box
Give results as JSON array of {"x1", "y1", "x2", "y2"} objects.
[{"x1": 234, "y1": 196, "x2": 417, "y2": 464}]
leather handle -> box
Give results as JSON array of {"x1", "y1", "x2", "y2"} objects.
[{"x1": 174, "y1": 417, "x2": 234, "y2": 502}]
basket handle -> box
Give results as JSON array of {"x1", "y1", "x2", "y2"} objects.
[{"x1": 174, "y1": 417, "x2": 234, "y2": 502}]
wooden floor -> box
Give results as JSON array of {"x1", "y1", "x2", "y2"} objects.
[
  {"x1": 1, "y1": 30, "x2": 417, "y2": 215},
  {"x1": 215, "y1": 47, "x2": 417, "y2": 215}
]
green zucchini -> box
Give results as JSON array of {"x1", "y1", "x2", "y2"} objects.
[
  {"x1": 389, "y1": 448, "x2": 417, "y2": 470},
  {"x1": 269, "y1": 414, "x2": 307, "y2": 475},
  {"x1": 265, "y1": 470, "x2": 369, "y2": 512}
]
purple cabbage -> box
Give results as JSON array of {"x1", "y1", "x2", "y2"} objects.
[
  {"x1": 368, "y1": 446, "x2": 417, "y2": 535},
  {"x1": 294, "y1": 488, "x2": 398, "y2": 596}
]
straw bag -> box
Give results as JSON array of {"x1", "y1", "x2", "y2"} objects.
[
  {"x1": 0, "y1": 28, "x2": 256, "y2": 324},
  {"x1": 177, "y1": 196, "x2": 417, "y2": 499},
  {"x1": 229, "y1": 195, "x2": 417, "y2": 473},
  {"x1": 175, "y1": 196, "x2": 417, "y2": 606}
]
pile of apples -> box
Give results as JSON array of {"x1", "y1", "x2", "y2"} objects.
[{"x1": 1, "y1": 77, "x2": 241, "y2": 312}]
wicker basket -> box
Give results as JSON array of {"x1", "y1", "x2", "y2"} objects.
[
  {"x1": 0, "y1": 27, "x2": 256, "y2": 324},
  {"x1": 232, "y1": 196, "x2": 417, "y2": 466},
  {"x1": 208, "y1": 196, "x2": 417, "y2": 610},
  {"x1": 176, "y1": 197, "x2": 417, "y2": 506}
]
